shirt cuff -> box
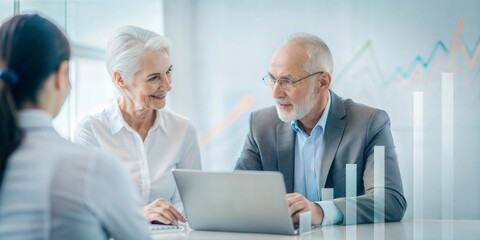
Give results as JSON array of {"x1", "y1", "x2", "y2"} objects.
[{"x1": 316, "y1": 201, "x2": 344, "y2": 226}]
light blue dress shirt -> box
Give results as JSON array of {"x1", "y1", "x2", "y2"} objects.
[{"x1": 292, "y1": 91, "x2": 343, "y2": 226}]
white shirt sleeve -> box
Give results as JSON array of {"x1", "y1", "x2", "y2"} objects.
[
  {"x1": 74, "y1": 117, "x2": 101, "y2": 148},
  {"x1": 177, "y1": 123, "x2": 202, "y2": 170},
  {"x1": 84, "y1": 153, "x2": 151, "y2": 240},
  {"x1": 316, "y1": 201, "x2": 344, "y2": 226},
  {"x1": 171, "y1": 188, "x2": 184, "y2": 215},
  {"x1": 171, "y1": 123, "x2": 202, "y2": 215}
]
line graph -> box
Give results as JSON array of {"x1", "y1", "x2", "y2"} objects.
[
  {"x1": 199, "y1": 95, "x2": 253, "y2": 146},
  {"x1": 396, "y1": 41, "x2": 448, "y2": 79},
  {"x1": 333, "y1": 18, "x2": 480, "y2": 88},
  {"x1": 199, "y1": 18, "x2": 479, "y2": 147}
]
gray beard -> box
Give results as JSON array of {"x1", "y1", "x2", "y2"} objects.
[{"x1": 276, "y1": 83, "x2": 317, "y2": 123}]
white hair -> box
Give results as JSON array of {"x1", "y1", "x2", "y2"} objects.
[
  {"x1": 105, "y1": 26, "x2": 171, "y2": 81},
  {"x1": 286, "y1": 32, "x2": 333, "y2": 74}
]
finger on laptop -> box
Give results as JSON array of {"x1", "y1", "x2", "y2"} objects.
[
  {"x1": 152, "y1": 206, "x2": 186, "y2": 225},
  {"x1": 287, "y1": 194, "x2": 325, "y2": 225},
  {"x1": 286, "y1": 193, "x2": 309, "y2": 223},
  {"x1": 286, "y1": 193, "x2": 308, "y2": 210},
  {"x1": 290, "y1": 205, "x2": 308, "y2": 224},
  {"x1": 148, "y1": 210, "x2": 179, "y2": 225},
  {"x1": 169, "y1": 207, "x2": 187, "y2": 223},
  {"x1": 286, "y1": 193, "x2": 303, "y2": 204},
  {"x1": 144, "y1": 198, "x2": 186, "y2": 225},
  {"x1": 148, "y1": 213, "x2": 173, "y2": 225},
  {"x1": 157, "y1": 207, "x2": 178, "y2": 224},
  {"x1": 289, "y1": 199, "x2": 307, "y2": 214}
]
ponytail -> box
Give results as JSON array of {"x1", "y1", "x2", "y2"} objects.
[
  {"x1": 0, "y1": 70, "x2": 23, "y2": 188},
  {"x1": 0, "y1": 14, "x2": 70, "y2": 189}
]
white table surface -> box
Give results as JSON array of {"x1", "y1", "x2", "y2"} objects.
[{"x1": 150, "y1": 220, "x2": 480, "y2": 240}]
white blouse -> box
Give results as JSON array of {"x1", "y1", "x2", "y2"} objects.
[
  {"x1": 0, "y1": 110, "x2": 150, "y2": 240},
  {"x1": 75, "y1": 101, "x2": 202, "y2": 212}
]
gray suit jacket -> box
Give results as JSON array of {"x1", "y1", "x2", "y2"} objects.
[{"x1": 235, "y1": 91, "x2": 406, "y2": 224}]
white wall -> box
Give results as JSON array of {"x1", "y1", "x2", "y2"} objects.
[
  {"x1": 164, "y1": 0, "x2": 480, "y2": 220},
  {"x1": 2, "y1": 0, "x2": 479, "y2": 221},
  {"x1": 1, "y1": 0, "x2": 166, "y2": 138}
]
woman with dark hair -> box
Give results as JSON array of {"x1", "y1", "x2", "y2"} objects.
[{"x1": 0, "y1": 14, "x2": 150, "y2": 239}]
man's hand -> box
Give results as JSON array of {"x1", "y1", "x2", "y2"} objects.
[
  {"x1": 143, "y1": 198, "x2": 186, "y2": 225},
  {"x1": 286, "y1": 193, "x2": 324, "y2": 225}
]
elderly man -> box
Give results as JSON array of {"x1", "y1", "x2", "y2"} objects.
[{"x1": 235, "y1": 33, "x2": 406, "y2": 226}]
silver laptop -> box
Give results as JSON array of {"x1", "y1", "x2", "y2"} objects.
[{"x1": 172, "y1": 169, "x2": 299, "y2": 235}]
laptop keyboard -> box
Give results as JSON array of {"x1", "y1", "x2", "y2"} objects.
[{"x1": 149, "y1": 224, "x2": 185, "y2": 234}]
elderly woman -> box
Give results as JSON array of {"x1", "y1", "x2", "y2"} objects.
[
  {"x1": 0, "y1": 14, "x2": 149, "y2": 239},
  {"x1": 75, "y1": 26, "x2": 201, "y2": 225}
]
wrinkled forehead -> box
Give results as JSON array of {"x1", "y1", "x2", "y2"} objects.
[{"x1": 269, "y1": 41, "x2": 308, "y2": 77}]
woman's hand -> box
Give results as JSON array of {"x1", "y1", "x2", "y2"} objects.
[{"x1": 143, "y1": 198, "x2": 186, "y2": 225}]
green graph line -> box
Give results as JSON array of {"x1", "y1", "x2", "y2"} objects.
[
  {"x1": 332, "y1": 40, "x2": 372, "y2": 87},
  {"x1": 332, "y1": 35, "x2": 479, "y2": 88}
]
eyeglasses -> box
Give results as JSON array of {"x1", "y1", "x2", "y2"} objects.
[{"x1": 262, "y1": 71, "x2": 324, "y2": 90}]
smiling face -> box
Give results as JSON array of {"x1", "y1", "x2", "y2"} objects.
[{"x1": 121, "y1": 49, "x2": 172, "y2": 111}]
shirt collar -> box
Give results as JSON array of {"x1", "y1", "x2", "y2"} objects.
[
  {"x1": 18, "y1": 109, "x2": 53, "y2": 129},
  {"x1": 291, "y1": 90, "x2": 332, "y2": 135},
  {"x1": 151, "y1": 109, "x2": 167, "y2": 134},
  {"x1": 107, "y1": 100, "x2": 167, "y2": 134}
]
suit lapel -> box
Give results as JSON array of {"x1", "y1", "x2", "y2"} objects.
[
  {"x1": 319, "y1": 91, "x2": 346, "y2": 190},
  {"x1": 276, "y1": 122, "x2": 295, "y2": 193}
]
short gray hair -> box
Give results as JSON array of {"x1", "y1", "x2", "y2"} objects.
[
  {"x1": 105, "y1": 26, "x2": 171, "y2": 81},
  {"x1": 286, "y1": 32, "x2": 333, "y2": 74}
]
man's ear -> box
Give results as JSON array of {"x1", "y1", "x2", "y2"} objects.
[
  {"x1": 113, "y1": 71, "x2": 126, "y2": 90},
  {"x1": 319, "y1": 72, "x2": 332, "y2": 89}
]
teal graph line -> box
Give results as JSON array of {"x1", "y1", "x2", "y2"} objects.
[
  {"x1": 461, "y1": 35, "x2": 480, "y2": 58},
  {"x1": 396, "y1": 41, "x2": 448, "y2": 79},
  {"x1": 333, "y1": 34, "x2": 479, "y2": 88}
]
